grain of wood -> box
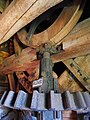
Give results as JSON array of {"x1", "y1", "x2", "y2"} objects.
[
  {"x1": 63, "y1": 18, "x2": 90, "y2": 49},
  {"x1": 51, "y1": 17, "x2": 90, "y2": 63},
  {"x1": 75, "y1": 55, "x2": 90, "y2": 77},
  {"x1": 58, "y1": 70, "x2": 84, "y2": 92},
  {"x1": 63, "y1": 59, "x2": 90, "y2": 92},
  {"x1": 17, "y1": 0, "x2": 83, "y2": 47},
  {"x1": 0, "y1": 47, "x2": 36, "y2": 74}
]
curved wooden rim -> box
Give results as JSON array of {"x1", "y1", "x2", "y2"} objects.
[
  {"x1": 54, "y1": 0, "x2": 86, "y2": 46},
  {"x1": 0, "y1": 0, "x2": 64, "y2": 44},
  {"x1": 18, "y1": 0, "x2": 84, "y2": 47}
]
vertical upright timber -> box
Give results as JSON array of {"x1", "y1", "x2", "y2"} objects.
[{"x1": 40, "y1": 51, "x2": 54, "y2": 93}]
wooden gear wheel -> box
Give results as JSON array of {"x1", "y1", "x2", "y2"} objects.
[{"x1": 17, "y1": 0, "x2": 85, "y2": 47}]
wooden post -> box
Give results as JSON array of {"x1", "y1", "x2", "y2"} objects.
[
  {"x1": 40, "y1": 51, "x2": 54, "y2": 93},
  {"x1": 7, "y1": 73, "x2": 15, "y2": 91}
]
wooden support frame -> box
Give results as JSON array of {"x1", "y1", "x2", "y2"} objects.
[
  {"x1": 63, "y1": 59, "x2": 90, "y2": 92},
  {"x1": 0, "y1": 31, "x2": 90, "y2": 74},
  {"x1": 51, "y1": 18, "x2": 90, "y2": 63}
]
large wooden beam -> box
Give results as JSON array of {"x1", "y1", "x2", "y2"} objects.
[
  {"x1": 0, "y1": 47, "x2": 37, "y2": 74},
  {"x1": 0, "y1": 17, "x2": 90, "y2": 74},
  {"x1": 0, "y1": 0, "x2": 63, "y2": 44},
  {"x1": 75, "y1": 55, "x2": 90, "y2": 77},
  {"x1": 51, "y1": 18, "x2": 90, "y2": 63},
  {"x1": 63, "y1": 59, "x2": 90, "y2": 92},
  {"x1": 51, "y1": 33, "x2": 90, "y2": 63},
  {"x1": 58, "y1": 69, "x2": 84, "y2": 92},
  {"x1": 63, "y1": 18, "x2": 90, "y2": 49}
]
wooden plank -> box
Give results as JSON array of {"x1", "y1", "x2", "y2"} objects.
[
  {"x1": 58, "y1": 70, "x2": 84, "y2": 93},
  {"x1": 51, "y1": 18, "x2": 90, "y2": 63},
  {"x1": 51, "y1": 41, "x2": 90, "y2": 63},
  {"x1": 51, "y1": 30, "x2": 90, "y2": 63},
  {"x1": 63, "y1": 18, "x2": 90, "y2": 49},
  {"x1": 63, "y1": 59, "x2": 90, "y2": 92},
  {"x1": 1, "y1": 60, "x2": 40, "y2": 74},
  {"x1": 15, "y1": 61, "x2": 40, "y2": 81},
  {"x1": 74, "y1": 55, "x2": 90, "y2": 77},
  {"x1": 0, "y1": 0, "x2": 63, "y2": 44},
  {"x1": 0, "y1": 47, "x2": 36, "y2": 74}
]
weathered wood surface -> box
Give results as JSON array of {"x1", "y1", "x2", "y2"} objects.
[
  {"x1": 51, "y1": 18, "x2": 90, "y2": 63},
  {"x1": 13, "y1": 38, "x2": 22, "y2": 56},
  {"x1": 75, "y1": 55, "x2": 90, "y2": 77},
  {"x1": 14, "y1": 40, "x2": 39, "y2": 92},
  {"x1": 58, "y1": 70, "x2": 84, "y2": 93},
  {"x1": 17, "y1": 0, "x2": 84, "y2": 47},
  {"x1": 63, "y1": 18, "x2": 90, "y2": 49},
  {"x1": 51, "y1": 35, "x2": 90, "y2": 63},
  {"x1": 3, "y1": 58, "x2": 40, "y2": 74},
  {"x1": 0, "y1": 75, "x2": 9, "y2": 98},
  {"x1": 0, "y1": 0, "x2": 7, "y2": 13},
  {"x1": 58, "y1": 55, "x2": 90, "y2": 93},
  {"x1": 63, "y1": 59, "x2": 90, "y2": 92},
  {"x1": 0, "y1": 47, "x2": 37, "y2": 74},
  {"x1": 7, "y1": 73, "x2": 15, "y2": 91},
  {"x1": 0, "y1": 0, "x2": 63, "y2": 44},
  {"x1": 0, "y1": 34, "x2": 90, "y2": 74}
]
